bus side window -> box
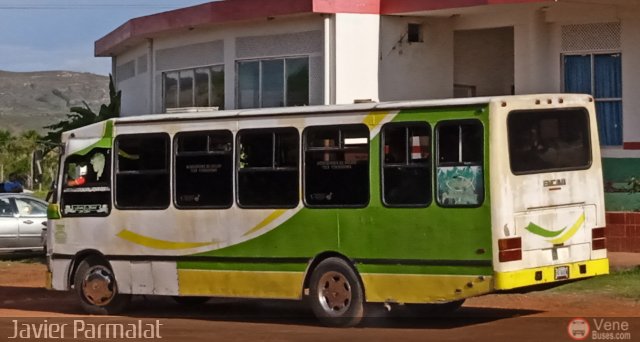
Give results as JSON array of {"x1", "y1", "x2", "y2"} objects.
[
  {"x1": 381, "y1": 123, "x2": 431, "y2": 207},
  {"x1": 175, "y1": 130, "x2": 233, "y2": 209},
  {"x1": 237, "y1": 128, "x2": 299, "y2": 208},
  {"x1": 304, "y1": 124, "x2": 369, "y2": 207},
  {"x1": 435, "y1": 120, "x2": 484, "y2": 207},
  {"x1": 115, "y1": 133, "x2": 170, "y2": 209}
]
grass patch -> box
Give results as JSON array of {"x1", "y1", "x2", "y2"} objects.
[{"x1": 549, "y1": 266, "x2": 640, "y2": 300}]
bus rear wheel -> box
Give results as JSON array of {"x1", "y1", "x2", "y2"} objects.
[
  {"x1": 308, "y1": 257, "x2": 364, "y2": 327},
  {"x1": 74, "y1": 256, "x2": 131, "y2": 315}
]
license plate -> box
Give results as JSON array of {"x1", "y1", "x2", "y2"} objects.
[{"x1": 555, "y1": 266, "x2": 570, "y2": 280}]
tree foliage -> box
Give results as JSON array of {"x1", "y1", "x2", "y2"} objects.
[
  {"x1": 42, "y1": 74, "x2": 120, "y2": 151},
  {"x1": 0, "y1": 129, "x2": 52, "y2": 187},
  {"x1": 0, "y1": 74, "x2": 120, "y2": 191}
]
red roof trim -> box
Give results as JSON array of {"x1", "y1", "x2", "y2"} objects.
[
  {"x1": 96, "y1": 0, "x2": 547, "y2": 56},
  {"x1": 312, "y1": 0, "x2": 381, "y2": 14},
  {"x1": 381, "y1": 0, "x2": 546, "y2": 14},
  {"x1": 96, "y1": 0, "x2": 315, "y2": 56}
]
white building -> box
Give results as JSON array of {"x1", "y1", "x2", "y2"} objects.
[{"x1": 96, "y1": 0, "x2": 639, "y2": 172}]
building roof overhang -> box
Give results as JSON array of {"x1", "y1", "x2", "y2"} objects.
[{"x1": 95, "y1": 0, "x2": 547, "y2": 57}]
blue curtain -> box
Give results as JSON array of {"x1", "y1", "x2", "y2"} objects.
[
  {"x1": 564, "y1": 55, "x2": 591, "y2": 93},
  {"x1": 594, "y1": 54, "x2": 622, "y2": 145},
  {"x1": 564, "y1": 54, "x2": 622, "y2": 146},
  {"x1": 594, "y1": 54, "x2": 622, "y2": 98},
  {"x1": 596, "y1": 102, "x2": 622, "y2": 146}
]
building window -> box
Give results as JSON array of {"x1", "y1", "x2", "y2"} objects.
[
  {"x1": 563, "y1": 53, "x2": 622, "y2": 146},
  {"x1": 115, "y1": 133, "x2": 170, "y2": 209},
  {"x1": 163, "y1": 65, "x2": 225, "y2": 111},
  {"x1": 237, "y1": 57, "x2": 309, "y2": 109},
  {"x1": 175, "y1": 130, "x2": 233, "y2": 208},
  {"x1": 436, "y1": 120, "x2": 484, "y2": 207},
  {"x1": 304, "y1": 125, "x2": 369, "y2": 207},
  {"x1": 381, "y1": 123, "x2": 431, "y2": 207},
  {"x1": 237, "y1": 128, "x2": 299, "y2": 208}
]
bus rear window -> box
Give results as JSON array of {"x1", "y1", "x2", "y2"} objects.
[{"x1": 508, "y1": 109, "x2": 591, "y2": 174}]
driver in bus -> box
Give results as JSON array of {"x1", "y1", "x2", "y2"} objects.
[{"x1": 66, "y1": 152, "x2": 106, "y2": 186}]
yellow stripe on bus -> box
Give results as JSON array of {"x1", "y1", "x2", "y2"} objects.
[
  {"x1": 494, "y1": 258, "x2": 609, "y2": 290},
  {"x1": 178, "y1": 269, "x2": 304, "y2": 299},
  {"x1": 361, "y1": 273, "x2": 492, "y2": 303},
  {"x1": 242, "y1": 209, "x2": 287, "y2": 237},
  {"x1": 116, "y1": 229, "x2": 217, "y2": 250},
  {"x1": 548, "y1": 213, "x2": 585, "y2": 244},
  {"x1": 362, "y1": 111, "x2": 389, "y2": 130}
]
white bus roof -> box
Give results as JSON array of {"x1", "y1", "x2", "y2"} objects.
[
  {"x1": 115, "y1": 96, "x2": 497, "y2": 125},
  {"x1": 64, "y1": 94, "x2": 592, "y2": 139}
]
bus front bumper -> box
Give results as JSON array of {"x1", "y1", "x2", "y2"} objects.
[{"x1": 494, "y1": 258, "x2": 609, "y2": 291}]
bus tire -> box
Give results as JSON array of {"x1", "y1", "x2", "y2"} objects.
[
  {"x1": 74, "y1": 256, "x2": 131, "y2": 315},
  {"x1": 308, "y1": 257, "x2": 364, "y2": 327}
]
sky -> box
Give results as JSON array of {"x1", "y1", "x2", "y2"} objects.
[{"x1": 0, "y1": 0, "x2": 208, "y2": 75}]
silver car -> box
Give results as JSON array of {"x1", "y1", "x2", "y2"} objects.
[{"x1": 0, "y1": 193, "x2": 48, "y2": 252}]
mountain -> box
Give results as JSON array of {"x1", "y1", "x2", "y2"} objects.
[{"x1": 0, "y1": 70, "x2": 109, "y2": 133}]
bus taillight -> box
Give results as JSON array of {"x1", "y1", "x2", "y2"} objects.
[
  {"x1": 592, "y1": 227, "x2": 606, "y2": 250},
  {"x1": 498, "y1": 237, "x2": 522, "y2": 262}
]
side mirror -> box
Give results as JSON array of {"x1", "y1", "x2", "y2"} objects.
[{"x1": 45, "y1": 181, "x2": 56, "y2": 202}]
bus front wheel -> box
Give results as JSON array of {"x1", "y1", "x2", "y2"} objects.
[
  {"x1": 74, "y1": 256, "x2": 131, "y2": 315},
  {"x1": 308, "y1": 257, "x2": 364, "y2": 327}
]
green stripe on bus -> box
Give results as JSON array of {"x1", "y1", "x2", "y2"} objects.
[{"x1": 184, "y1": 106, "x2": 493, "y2": 278}]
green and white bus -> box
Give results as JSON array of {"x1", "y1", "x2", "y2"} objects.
[{"x1": 45, "y1": 94, "x2": 608, "y2": 326}]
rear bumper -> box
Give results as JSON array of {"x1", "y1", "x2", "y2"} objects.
[{"x1": 493, "y1": 258, "x2": 609, "y2": 290}]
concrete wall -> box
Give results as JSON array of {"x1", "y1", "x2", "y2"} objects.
[
  {"x1": 544, "y1": 1, "x2": 639, "y2": 156},
  {"x1": 454, "y1": 27, "x2": 514, "y2": 97},
  {"x1": 112, "y1": 1, "x2": 640, "y2": 154},
  {"x1": 452, "y1": 5, "x2": 555, "y2": 95},
  {"x1": 379, "y1": 16, "x2": 453, "y2": 101},
  {"x1": 333, "y1": 13, "x2": 381, "y2": 104},
  {"x1": 114, "y1": 15, "x2": 325, "y2": 116},
  {"x1": 115, "y1": 43, "x2": 151, "y2": 116},
  {"x1": 620, "y1": 6, "x2": 640, "y2": 146}
]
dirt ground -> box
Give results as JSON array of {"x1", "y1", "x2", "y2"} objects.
[{"x1": 0, "y1": 256, "x2": 638, "y2": 341}]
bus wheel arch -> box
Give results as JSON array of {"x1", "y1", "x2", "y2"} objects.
[
  {"x1": 303, "y1": 253, "x2": 365, "y2": 327},
  {"x1": 70, "y1": 251, "x2": 131, "y2": 315},
  {"x1": 68, "y1": 249, "x2": 107, "y2": 288}
]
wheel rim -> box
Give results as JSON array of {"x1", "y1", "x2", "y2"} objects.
[
  {"x1": 81, "y1": 265, "x2": 116, "y2": 306},
  {"x1": 317, "y1": 271, "x2": 352, "y2": 315}
]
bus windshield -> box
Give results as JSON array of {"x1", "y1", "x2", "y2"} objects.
[{"x1": 508, "y1": 108, "x2": 591, "y2": 174}]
